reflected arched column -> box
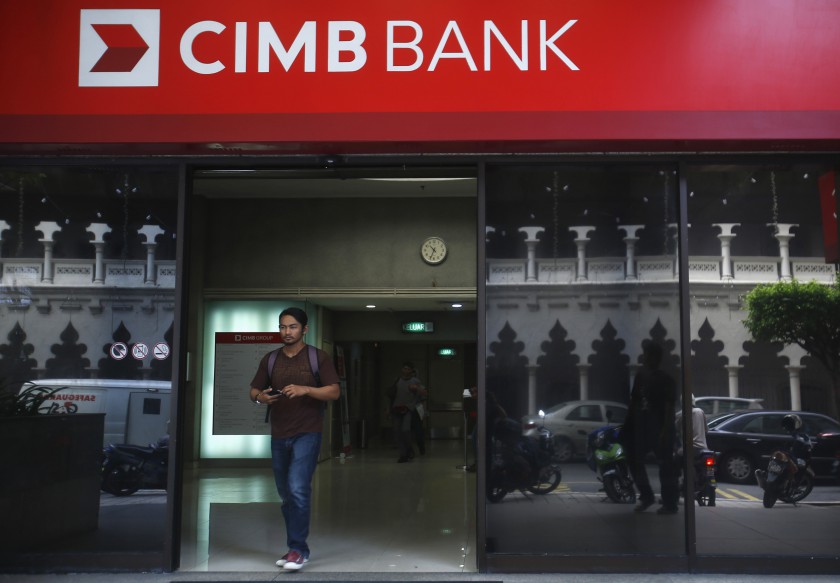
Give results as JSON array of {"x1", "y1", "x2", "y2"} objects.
[
  {"x1": 577, "y1": 363, "x2": 590, "y2": 400},
  {"x1": 138, "y1": 224, "x2": 165, "y2": 286},
  {"x1": 526, "y1": 363, "x2": 538, "y2": 414},
  {"x1": 725, "y1": 364, "x2": 742, "y2": 397},
  {"x1": 37, "y1": 221, "x2": 62, "y2": 284},
  {"x1": 87, "y1": 223, "x2": 111, "y2": 285},
  {"x1": 619, "y1": 224, "x2": 644, "y2": 281},
  {"x1": 570, "y1": 226, "x2": 596, "y2": 281},
  {"x1": 713, "y1": 223, "x2": 740, "y2": 281},
  {"x1": 771, "y1": 223, "x2": 798, "y2": 281},
  {"x1": 518, "y1": 226, "x2": 544, "y2": 282},
  {"x1": 786, "y1": 365, "x2": 803, "y2": 410}
]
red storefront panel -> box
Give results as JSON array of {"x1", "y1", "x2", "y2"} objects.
[{"x1": 2, "y1": 0, "x2": 840, "y2": 149}]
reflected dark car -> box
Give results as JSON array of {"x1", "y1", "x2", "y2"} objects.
[{"x1": 705, "y1": 410, "x2": 840, "y2": 484}]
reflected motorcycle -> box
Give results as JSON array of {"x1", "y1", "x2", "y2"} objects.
[
  {"x1": 487, "y1": 417, "x2": 562, "y2": 503},
  {"x1": 754, "y1": 414, "x2": 814, "y2": 508},
  {"x1": 101, "y1": 435, "x2": 169, "y2": 496},
  {"x1": 682, "y1": 448, "x2": 717, "y2": 506},
  {"x1": 586, "y1": 425, "x2": 636, "y2": 504}
]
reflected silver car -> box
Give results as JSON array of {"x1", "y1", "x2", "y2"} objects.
[
  {"x1": 695, "y1": 396, "x2": 763, "y2": 416},
  {"x1": 522, "y1": 400, "x2": 628, "y2": 462}
]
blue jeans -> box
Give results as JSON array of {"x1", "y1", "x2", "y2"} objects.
[{"x1": 271, "y1": 432, "x2": 322, "y2": 557}]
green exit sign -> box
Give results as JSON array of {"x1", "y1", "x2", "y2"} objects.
[
  {"x1": 437, "y1": 347, "x2": 456, "y2": 357},
  {"x1": 402, "y1": 321, "x2": 434, "y2": 333}
]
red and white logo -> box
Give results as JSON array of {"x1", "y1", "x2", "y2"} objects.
[{"x1": 79, "y1": 9, "x2": 160, "y2": 87}]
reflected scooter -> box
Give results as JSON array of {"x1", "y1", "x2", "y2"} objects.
[
  {"x1": 754, "y1": 414, "x2": 814, "y2": 508},
  {"x1": 487, "y1": 413, "x2": 562, "y2": 503},
  {"x1": 682, "y1": 448, "x2": 717, "y2": 506},
  {"x1": 101, "y1": 435, "x2": 169, "y2": 496},
  {"x1": 586, "y1": 424, "x2": 636, "y2": 504}
]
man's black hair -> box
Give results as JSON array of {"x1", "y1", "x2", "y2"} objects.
[{"x1": 279, "y1": 307, "x2": 308, "y2": 327}]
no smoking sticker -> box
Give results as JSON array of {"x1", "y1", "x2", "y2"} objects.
[{"x1": 153, "y1": 342, "x2": 170, "y2": 360}]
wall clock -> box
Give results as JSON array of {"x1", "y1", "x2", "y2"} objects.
[{"x1": 420, "y1": 236, "x2": 447, "y2": 265}]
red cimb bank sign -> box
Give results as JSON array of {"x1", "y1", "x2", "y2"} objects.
[
  {"x1": 79, "y1": 9, "x2": 579, "y2": 87},
  {"x1": 2, "y1": 0, "x2": 840, "y2": 147}
]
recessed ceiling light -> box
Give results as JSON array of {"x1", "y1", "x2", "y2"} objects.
[
  {"x1": 366, "y1": 304, "x2": 376, "y2": 309},
  {"x1": 451, "y1": 303, "x2": 463, "y2": 308}
]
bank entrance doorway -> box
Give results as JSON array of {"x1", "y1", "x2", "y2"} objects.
[{"x1": 180, "y1": 167, "x2": 479, "y2": 573}]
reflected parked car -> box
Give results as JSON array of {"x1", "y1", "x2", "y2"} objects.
[
  {"x1": 522, "y1": 400, "x2": 628, "y2": 462},
  {"x1": 705, "y1": 410, "x2": 840, "y2": 484},
  {"x1": 694, "y1": 396, "x2": 763, "y2": 416}
]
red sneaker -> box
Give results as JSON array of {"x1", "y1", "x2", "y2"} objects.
[{"x1": 282, "y1": 549, "x2": 309, "y2": 570}]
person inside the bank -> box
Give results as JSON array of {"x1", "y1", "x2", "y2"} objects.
[
  {"x1": 388, "y1": 361, "x2": 428, "y2": 463},
  {"x1": 249, "y1": 307, "x2": 340, "y2": 570}
]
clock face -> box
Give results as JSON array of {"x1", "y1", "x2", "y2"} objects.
[{"x1": 421, "y1": 236, "x2": 447, "y2": 265}]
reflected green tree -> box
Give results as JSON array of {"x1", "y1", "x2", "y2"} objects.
[{"x1": 743, "y1": 278, "x2": 840, "y2": 418}]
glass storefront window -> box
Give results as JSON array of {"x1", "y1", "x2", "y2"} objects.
[
  {"x1": 484, "y1": 164, "x2": 685, "y2": 556},
  {"x1": 0, "y1": 165, "x2": 179, "y2": 569},
  {"x1": 687, "y1": 164, "x2": 840, "y2": 559}
]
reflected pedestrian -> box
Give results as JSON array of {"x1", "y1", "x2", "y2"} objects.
[{"x1": 624, "y1": 342, "x2": 679, "y2": 514}]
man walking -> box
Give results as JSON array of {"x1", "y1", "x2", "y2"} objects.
[
  {"x1": 249, "y1": 307, "x2": 340, "y2": 570},
  {"x1": 389, "y1": 361, "x2": 428, "y2": 463}
]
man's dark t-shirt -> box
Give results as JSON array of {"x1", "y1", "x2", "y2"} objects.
[{"x1": 249, "y1": 346, "x2": 340, "y2": 439}]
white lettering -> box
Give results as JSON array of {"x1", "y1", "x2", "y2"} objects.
[
  {"x1": 177, "y1": 18, "x2": 582, "y2": 76},
  {"x1": 328, "y1": 21, "x2": 367, "y2": 72},
  {"x1": 540, "y1": 19, "x2": 579, "y2": 71},
  {"x1": 484, "y1": 20, "x2": 527, "y2": 71},
  {"x1": 258, "y1": 21, "x2": 317, "y2": 72},
  {"x1": 235, "y1": 22, "x2": 247, "y2": 72},
  {"x1": 429, "y1": 21, "x2": 477, "y2": 72},
  {"x1": 181, "y1": 21, "x2": 226, "y2": 75},
  {"x1": 387, "y1": 21, "x2": 423, "y2": 72}
]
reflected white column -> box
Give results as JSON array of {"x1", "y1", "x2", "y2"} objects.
[
  {"x1": 786, "y1": 365, "x2": 803, "y2": 411},
  {"x1": 37, "y1": 221, "x2": 62, "y2": 284},
  {"x1": 570, "y1": 226, "x2": 596, "y2": 281},
  {"x1": 87, "y1": 223, "x2": 111, "y2": 285},
  {"x1": 770, "y1": 223, "x2": 798, "y2": 281},
  {"x1": 619, "y1": 224, "x2": 644, "y2": 280},
  {"x1": 527, "y1": 364, "x2": 538, "y2": 413},
  {"x1": 577, "y1": 363, "x2": 590, "y2": 400},
  {"x1": 713, "y1": 223, "x2": 740, "y2": 281},
  {"x1": 518, "y1": 227, "x2": 544, "y2": 282},
  {"x1": 725, "y1": 365, "x2": 742, "y2": 398},
  {"x1": 138, "y1": 224, "x2": 165, "y2": 286}
]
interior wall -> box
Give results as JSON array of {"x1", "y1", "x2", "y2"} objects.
[
  {"x1": 333, "y1": 310, "x2": 477, "y2": 342},
  {"x1": 201, "y1": 196, "x2": 476, "y2": 289}
]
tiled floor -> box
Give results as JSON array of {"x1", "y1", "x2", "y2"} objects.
[{"x1": 179, "y1": 439, "x2": 477, "y2": 573}]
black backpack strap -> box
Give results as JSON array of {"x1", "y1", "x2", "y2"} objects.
[
  {"x1": 308, "y1": 344, "x2": 321, "y2": 387},
  {"x1": 308, "y1": 345, "x2": 328, "y2": 413},
  {"x1": 264, "y1": 348, "x2": 281, "y2": 423}
]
